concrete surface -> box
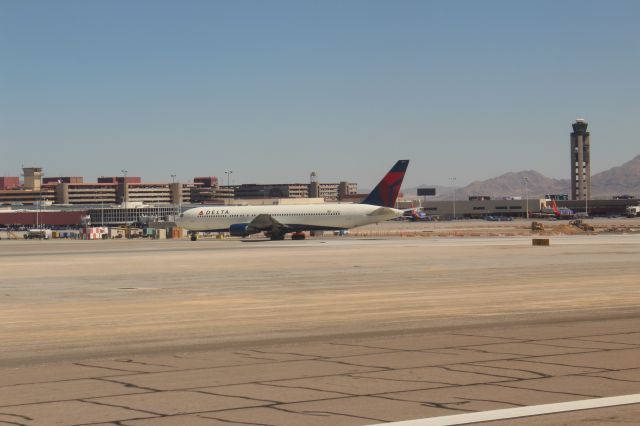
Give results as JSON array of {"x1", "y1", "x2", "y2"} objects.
[{"x1": 1, "y1": 231, "x2": 640, "y2": 425}]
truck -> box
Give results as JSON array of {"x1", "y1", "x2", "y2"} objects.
[
  {"x1": 569, "y1": 219, "x2": 594, "y2": 232},
  {"x1": 24, "y1": 229, "x2": 53, "y2": 239},
  {"x1": 627, "y1": 205, "x2": 640, "y2": 218}
]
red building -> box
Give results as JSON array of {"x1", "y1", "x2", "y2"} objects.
[
  {"x1": 0, "y1": 177, "x2": 20, "y2": 190},
  {"x1": 194, "y1": 176, "x2": 219, "y2": 187},
  {"x1": 0, "y1": 211, "x2": 87, "y2": 226},
  {"x1": 97, "y1": 176, "x2": 142, "y2": 184},
  {"x1": 43, "y1": 177, "x2": 84, "y2": 184}
]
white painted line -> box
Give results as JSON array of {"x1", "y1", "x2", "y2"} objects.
[{"x1": 370, "y1": 393, "x2": 640, "y2": 426}]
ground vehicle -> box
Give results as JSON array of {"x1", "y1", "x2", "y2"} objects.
[
  {"x1": 23, "y1": 229, "x2": 52, "y2": 239},
  {"x1": 403, "y1": 208, "x2": 427, "y2": 221},
  {"x1": 531, "y1": 222, "x2": 545, "y2": 231},
  {"x1": 627, "y1": 205, "x2": 640, "y2": 218},
  {"x1": 569, "y1": 219, "x2": 594, "y2": 232},
  {"x1": 485, "y1": 216, "x2": 514, "y2": 221}
]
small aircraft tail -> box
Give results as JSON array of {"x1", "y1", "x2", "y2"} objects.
[{"x1": 361, "y1": 160, "x2": 409, "y2": 208}]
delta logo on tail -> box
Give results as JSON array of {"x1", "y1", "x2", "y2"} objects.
[{"x1": 361, "y1": 160, "x2": 409, "y2": 208}]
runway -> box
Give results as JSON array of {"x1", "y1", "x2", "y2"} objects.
[{"x1": 1, "y1": 234, "x2": 640, "y2": 424}]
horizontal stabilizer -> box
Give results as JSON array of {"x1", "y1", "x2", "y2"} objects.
[{"x1": 367, "y1": 207, "x2": 399, "y2": 217}]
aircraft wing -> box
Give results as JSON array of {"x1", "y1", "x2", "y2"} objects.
[{"x1": 247, "y1": 214, "x2": 287, "y2": 233}]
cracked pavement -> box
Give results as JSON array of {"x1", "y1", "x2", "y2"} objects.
[
  {"x1": 2, "y1": 320, "x2": 640, "y2": 425},
  {"x1": 1, "y1": 235, "x2": 640, "y2": 425}
]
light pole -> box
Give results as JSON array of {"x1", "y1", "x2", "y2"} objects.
[
  {"x1": 585, "y1": 184, "x2": 589, "y2": 217},
  {"x1": 449, "y1": 177, "x2": 457, "y2": 219},
  {"x1": 170, "y1": 174, "x2": 177, "y2": 216},
  {"x1": 224, "y1": 170, "x2": 233, "y2": 187},
  {"x1": 39, "y1": 193, "x2": 45, "y2": 230},
  {"x1": 36, "y1": 194, "x2": 40, "y2": 230},
  {"x1": 121, "y1": 169, "x2": 128, "y2": 227},
  {"x1": 523, "y1": 177, "x2": 529, "y2": 219}
]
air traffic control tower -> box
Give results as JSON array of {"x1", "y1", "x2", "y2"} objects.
[{"x1": 570, "y1": 118, "x2": 591, "y2": 200}]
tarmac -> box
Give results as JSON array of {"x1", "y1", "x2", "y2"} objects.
[{"x1": 1, "y1": 227, "x2": 640, "y2": 425}]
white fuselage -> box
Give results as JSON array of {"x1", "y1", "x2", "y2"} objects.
[{"x1": 175, "y1": 203, "x2": 403, "y2": 232}]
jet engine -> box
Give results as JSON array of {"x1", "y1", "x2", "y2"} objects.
[{"x1": 229, "y1": 223, "x2": 252, "y2": 237}]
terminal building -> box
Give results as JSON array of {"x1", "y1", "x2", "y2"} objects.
[
  {"x1": 398, "y1": 198, "x2": 542, "y2": 218},
  {"x1": 0, "y1": 176, "x2": 20, "y2": 190},
  {"x1": 0, "y1": 167, "x2": 360, "y2": 227},
  {"x1": 0, "y1": 179, "x2": 193, "y2": 206},
  {"x1": 230, "y1": 173, "x2": 357, "y2": 201},
  {"x1": 0, "y1": 167, "x2": 358, "y2": 207},
  {"x1": 398, "y1": 196, "x2": 636, "y2": 219}
]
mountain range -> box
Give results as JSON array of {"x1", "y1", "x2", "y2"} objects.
[{"x1": 409, "y1": 155, "x2": 640, "y2": 200}]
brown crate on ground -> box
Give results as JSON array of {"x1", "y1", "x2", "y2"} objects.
[{"x1": 532, "y1": 238, "x2": 550, "y2": 246}]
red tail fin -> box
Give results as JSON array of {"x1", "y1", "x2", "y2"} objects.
[{"x1": 361, "y1": 160, "x2": 409, "y2": 208}]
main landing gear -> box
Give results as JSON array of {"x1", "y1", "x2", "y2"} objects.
[
  {"x1": 190, "y1": 232, "x2": 198, "y2": 241},
  {"x1": 269, "y1": 233, "x2": 286, "y2": 241}
]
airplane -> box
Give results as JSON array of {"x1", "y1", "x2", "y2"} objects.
[
  {"x1": 548, "y1": 199, "x2": 575, "y2": 219},
  {"x1": 175, "y1": 160, "x2": 409, "y2": 241},
  {"x1": 533, "y1": 199, "x2": 575, "y2": 219},
  {"x1": 403, "y1": 207, "x2": 427, "y2": 221}
]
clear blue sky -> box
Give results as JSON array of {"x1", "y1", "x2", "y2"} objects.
[{"x1": 1, "y1": 0, "x2": 639, "y2": 189}]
